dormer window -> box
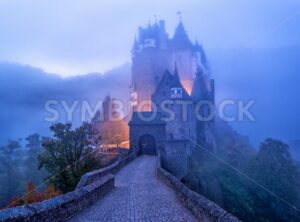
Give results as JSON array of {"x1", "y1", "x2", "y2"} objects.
[
  {"x1": 171, "y1": 87, "x2": 183, "y2": 99},
  {"x1": 143, "y1": 39, "x2": 156, "y2": 48}
]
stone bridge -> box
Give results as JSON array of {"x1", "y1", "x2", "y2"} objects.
[
  {"x1": 72, "y1": 155, "x2": 196, "y2": 221},
  {"x1": 0, "y1": 154, "x2": 240, "y2": 222}
]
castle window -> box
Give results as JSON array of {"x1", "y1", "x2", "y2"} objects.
[
  {"x1": 130, "y1": 92, "x2": 138, "y2": 106},
  {"x1": 170, "y1": 87, "x2": 183, "y2": 99},
  {"x1": 143, "y1": 39, "x2": 156, "y2": 48}
]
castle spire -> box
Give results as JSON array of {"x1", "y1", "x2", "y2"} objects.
[
  {"x1": 154, "y1": 14, "x2": 158, "y2": 23},
  {"x1": 176, "y1": 11, "x2": 182, "y2": 22},
  {"x1": 173, "y1": 63, "x2": 180, "y2": 84},
  {"x1": 194, "y1": 38, "x2": 202, "y2": 51},
  {"x1": 199, "y1": 44, "x2": 209, "y2": 68},
  {"x1": 171, "y1": 63, "x2": 182, "y2": 89},
  {"x1": 132, "y1": 37, "x2": 138, "y2": 51},
  {"x1": 174, "y1": 21, "x2": 187, "y2": 39},
  {"x1": 191, "y1": 66, "x2": 207, "y2": 101},
  {"x1": 172, "y1": 20, "x2": 193, "y2": 49}
]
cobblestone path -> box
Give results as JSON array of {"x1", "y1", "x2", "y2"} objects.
[{"x1": 72, "y1": 155, "x2": 197, "y2": 222}]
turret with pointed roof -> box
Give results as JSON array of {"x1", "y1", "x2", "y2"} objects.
[
  {"x1": 131, "y1": 19, "x2": 214, "y2": 112},
  {"x1": 152, "y1": 65, "x2": 191, "y2": 104},
  {"x1": 131, "y1": 37, "x2": 139, "y2": 54},
  {"x1": 171, "y1": 21, "x2": 193, "y2": 50},
  {"x1": 129, "y1": 19, "x2": 216, "y2": 178},
  {"x1": 191, "y1": 66, "x2": 208, "y2": 101},
  {"x1": 194, "y1": 39, "x2": 201, "y2": 51}
]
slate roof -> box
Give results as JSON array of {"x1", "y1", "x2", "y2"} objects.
[
  {"x1": 170, "y1": 21, "x2": 193, "y2": 50},
  {"x1": 129, "y1": 112, "x2": 165, "y2": 125},
  {"x1": 191, "y1": 66, "x2": 208, "y2": 101},
  {"x1": 152, "y1": 67, "x2": 192, "y2": 101}
]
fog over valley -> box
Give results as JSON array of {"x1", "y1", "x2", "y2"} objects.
[{"x1": 1, "y1": 46, "x2": 300, "y2": 159}]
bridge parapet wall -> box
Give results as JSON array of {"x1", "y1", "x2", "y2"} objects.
[
  {"x1": 0, "y1": 175, "x2": 114, "y2": 222},
  {"x1": 157, "y1": 163, "x2": 241, "y2": 222},
  {"x1": 0, "y1": 151, "x2": 138, "y2": 222},
  {"x1": 76, "y1": 151, "x2": 138, "y2": 189}
]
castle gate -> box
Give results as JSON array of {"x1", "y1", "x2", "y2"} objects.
[
  {"x1": 139, "y1": 134, "x2": 156, "y2": 155},
  {"x1": 129, "y1": 112, "x2": 166, "y2": 156}
]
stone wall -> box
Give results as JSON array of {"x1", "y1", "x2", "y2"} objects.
[
  {"x1": 129, "y1": 120, "x2": 166, "y2": 154},
  {"x1": 162, "y1": 140, "x2": 191, "y2": 179},
  {"x1": 157, "y1": 164, "x2": 241, "y2": 222},
  {"x1": 0, "y1": 175, "x2": 114, "y2": 222},
  {"x1": 0, "y1": 151, "x2": 138, "y2": 222},
  {"x1": 76, "y1": 151, "x2": 138, "y2": 189}
]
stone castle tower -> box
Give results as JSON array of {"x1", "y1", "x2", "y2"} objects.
[
  {"x1": 130, "y1": 20, "x2": 213, "y2": 112},
  {"x1": 129, "y1": 20, "x2": 215, "y2": 178}
]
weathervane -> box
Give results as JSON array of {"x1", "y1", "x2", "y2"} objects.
[{"x1": 176, "y1": 11, "x2": 182, "y2": 22}]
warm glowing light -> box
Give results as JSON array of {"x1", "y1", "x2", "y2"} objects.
[
  {"x1": 98, "y1": 119, "x2": 129, "y2": 148},
  {"x1": 136, "y1": 100, "x2": 152, "y2": 112},
  {"x1": 181, "y1": 80, "x2": 193, "y2": 95},
  {"x1": 120, "y1": 141, "x2": 130, "y2": 149}
]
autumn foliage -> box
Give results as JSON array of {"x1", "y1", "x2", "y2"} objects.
[
  {"x1": 6, "y1": 196, "x2": 23, "y2": 208},
  {"x1": 6, "y1": 181, "x2": 61, "y2": 208}
]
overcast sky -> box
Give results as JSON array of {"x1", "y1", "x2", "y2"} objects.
[{"x1": 0, "y1": 0, "x2": 299, "y2": 76}]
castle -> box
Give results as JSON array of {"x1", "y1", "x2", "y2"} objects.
[{"x1": 128, "y1": 20, "x2": 215, "y2": 178}]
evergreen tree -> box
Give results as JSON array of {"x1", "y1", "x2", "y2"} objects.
[
  {"x1": 247, "y1": 138, "x2": 300, "y2": 221},
  {"x1": 0, "y1": 140, "x2": 23, "y2": 207},
  {"x1": 24, "y1": 134, "x2": 46, "y2": 185},
  {"x1": 183, "y1": 136, "x2": 300, "y2": 222}
]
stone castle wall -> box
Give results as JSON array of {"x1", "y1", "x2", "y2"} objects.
[
  {"x1": 161, "y1": 140, "x2": 191, "y2": 179},
  {"x1": 129, "y1": 123, "x2": 166, "y2": 153}
]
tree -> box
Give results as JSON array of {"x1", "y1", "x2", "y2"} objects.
[
  {"x1": 6, "y1": 196, "x2": 23, "y2": 208},
  {"x1": 23, "y1": 181, "x2": 40, "y2": 204},
  {"x1": 42, "y1": 184, "x2": 61, "y2": 200},
  {"x1": 182, "y1": 137, "x2": 300, "y2": 222},
  {"x1": 247, "y1": 138, "x2": 300, "y2": 221},
  {"x1": 0, "y1": 140, "x2": 23, "y2": 207},
  {"x1": 5, "y1": 181, "x2": 62, "y2": 208},
  {"x1": 24, "y1": 134, "x2": 46, "y2": 185},
  {"x1": 23, "y1": 181, "x2": 61, "y2": 205},
  {"x1": 38, "y1": 122, "x2": 102, "y2": 193}
]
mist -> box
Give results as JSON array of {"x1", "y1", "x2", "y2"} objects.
[
  {"x1": 0, "y1": 2, "x2": 300, "y2": 221},
  {"x1": 0, "y1": 1, "x2": 300, "y2": 75},
  {"x1": 1, "y1": 45, "x2": 300, "y2": 154}
]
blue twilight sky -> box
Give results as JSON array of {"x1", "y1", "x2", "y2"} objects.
[{"x1": 0, "y1": 0, "x2": 300, "y2": 76}]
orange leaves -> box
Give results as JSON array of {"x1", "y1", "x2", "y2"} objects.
[
  {"x1": 6, "y1": 196, "x2": 23, "y2": 208},
  {"x1": 42, "y1": 184, "x2": 62, "y2": 200},
  {"x1": 24, "y1": 181, "x2": 39, "y2": 204},
  {"x1": 6, "y1": 181, "x2": 61, "y2": 208}
]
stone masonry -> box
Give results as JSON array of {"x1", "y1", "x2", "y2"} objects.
[{"x1": 71, "y1": 156, "x2": 197, "y2": 222}]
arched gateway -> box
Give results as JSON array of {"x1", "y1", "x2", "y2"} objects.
[
  {"x1": 139, "y1": 134, "x2": 156, "y2": 155},
  {"x1": 129, "y1": 112, "x2": 166, "y2": 155}
]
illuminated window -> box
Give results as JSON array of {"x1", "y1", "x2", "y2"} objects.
[{"x1": 130, "y1": 92, "x2": 137, "y2": 106}]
